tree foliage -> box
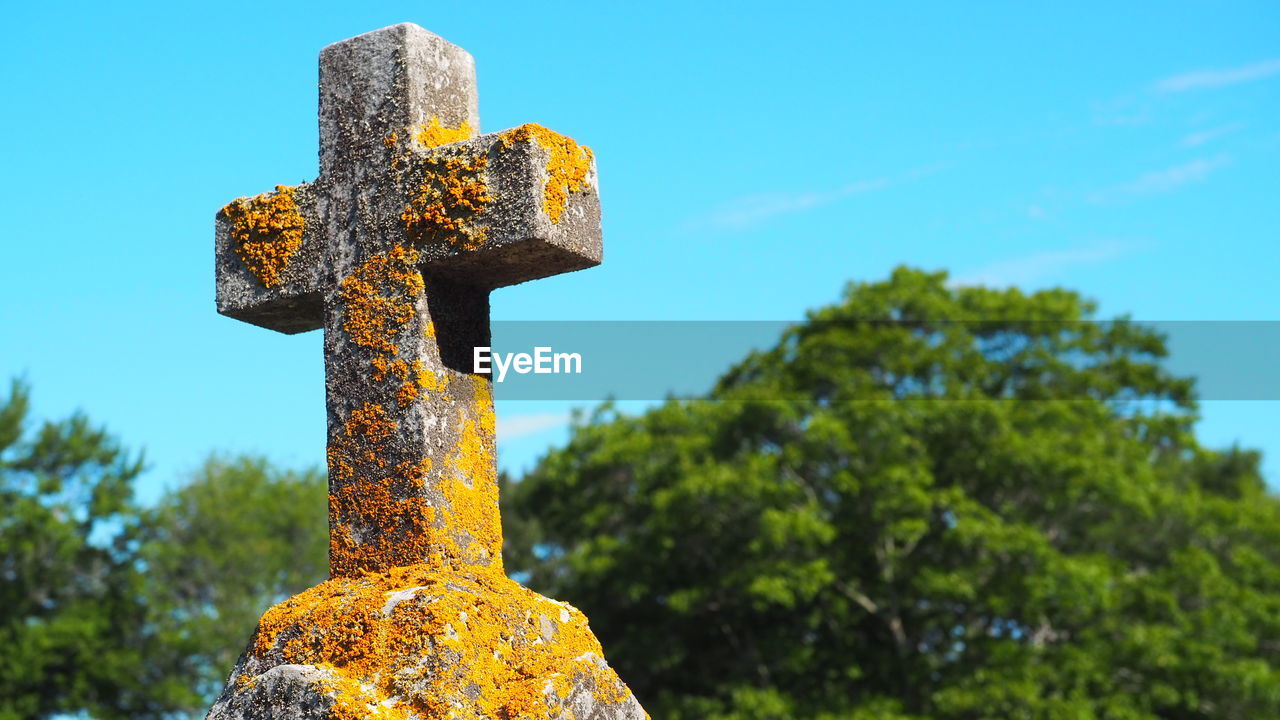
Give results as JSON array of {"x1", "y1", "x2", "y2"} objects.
[
  {"x1": 137, "y1": 455, "x2": 328, "y2": 711},
  {"x1": 0, "y1": 380, "x2": 328, "y2": 719},
  {"x1": 4, "y1": 266, "x2": 1278, "y2": 719},
  {"x1": 0, "y1": 380, "x2": 150, "y2": 720},
  {"x1": 505, "y1": 268, "x2": 1280, "y2": 720}
]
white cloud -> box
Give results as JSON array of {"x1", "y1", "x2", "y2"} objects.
[
  {"x1": 1155, "y1": 58, "x2": 1280, "y2": 93},
  {"x1": 1089, "y1": 94, "x2": 1154, "y2": 127},
  {"x1": 682, "y1": 164, "x2": 943, "y2": 233},
  {"x1": 1088, "y1": 155, "x2": 1231, "y2": 204},
  {"x1": 691, "y1": 179, "x2": 889, "y2": 231},
  {"x1": 496, "y1": 412, "x2": 571, "y2": 440},
  {"x1": 952, "y1": 241, "x2": 1135, "y2": 288},
  {"x1": 1178, "y1": 123, "x2": 1243, "y2": 148}
]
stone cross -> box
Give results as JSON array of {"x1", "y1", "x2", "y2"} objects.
[
  {"x1": 208, "y1": 25, "x2": 645, "y2": 719},
  {"x1": 215, "y1": 23, "x2": 601, "y2": 579}
]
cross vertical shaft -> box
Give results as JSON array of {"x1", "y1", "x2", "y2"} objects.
[
  {"x1": 316, "y1": 26, "x2": 500, "y2": 577},
  {"x1": 214, "y1": 23, "x2": 602, "y2": 579}
]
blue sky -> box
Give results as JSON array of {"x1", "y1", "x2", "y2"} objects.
[{"x1": 1, "y1": 1, "x2": 1277, "y2": 502}]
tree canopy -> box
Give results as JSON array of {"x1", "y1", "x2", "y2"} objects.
[
  {"x1": 0, "y1": 381, "x2": 327, "y2": 719},
  {"x1": 137, "y1": 455, "x2": 328, "y2": 710},
  {"x1": 504, "y1": 267, "x2": 1280, "y2": 720},
  {"x1": 0, "y1": 380, "x2": 150, "y2": 720},
  {"x1": 3, "y1": 266, "x2": 1278, "y2": 719}
]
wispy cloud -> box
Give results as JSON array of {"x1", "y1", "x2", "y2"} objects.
[
  {"x1": 1090, "y1": 94, "x2": 1154, "y2": 127},
  {"x1": 952, "y1": 241, "x2": 1137, "y2": 288},
  {"x1": 1178, "y1": 123, "x2": 1243, "y2": 148},
  {"x1": 496, "y1": 412, "x2": 571, "y2": 440},
  {"x1": 1155, "y1": 58, "x2": 1280, "y2": 93},
  {"x1": 690, "y1": 180, "x2": 889, "y2": 232},
  {"x1": 684, "y1": 165, "x2": 941, "y2": 233},
  {"x1": 1088, "y1": 154, "x2": 1232, "y2": 204}
]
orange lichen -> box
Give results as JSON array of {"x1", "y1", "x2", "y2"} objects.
[
  {"x1": 326, "y1": 364, "x2": 501, "y2": 577},
  {"x1": 395, "y1": 382, "x2": 417, "y2": 407},
  {"x1": 221, "y1": 184, "x2": 305, "y2": 287},
  {"x1": 346, "y1": 402, "x2": 397, "y2": 444},
  {"x1": 402, "y1": 152, "x2": 492, "y2": 251},
  {"x1": 383, "y1": 132, "x2": 397, "y2": 148},
  {"x1": 500, "y1": 123, "x2": 594, "y2": 224},
  {"x1": 395, "y1": 364, "x2": 438, "y2": 407},
  {"x1": 367, "y1": 356, "x2": 441, "y2": 407},
  {"x1": 338, "y1": 247, "x2": 424, "y2": 354},
  {"x1": 372, "y1": 358, "x2": 408, "y2": 383},
  {"x1": 415, "y1": 116, "x2": 473, "y2": 148},
  {"x1": 241, "y1": 562, "x2": 636, "y2": 719},
  {"x1": 328, "y1": 408, "x2": 439, "y2": 577}
]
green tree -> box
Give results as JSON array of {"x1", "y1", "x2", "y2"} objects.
[
  {"x1": 0, "y1": 378, "x2": 329, "y2": 718},
  {"x1": 0, "y1": 380, "x2": 152, "y2": 720},
  {"x1": 138, "y1": 455, "x2": 328, "y2": 713},
  {"x1": 505, "y1": 268, "x2": 1280, "y2": 720}
]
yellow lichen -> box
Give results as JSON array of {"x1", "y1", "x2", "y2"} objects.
[
  {"x1": 395, "y1": 362, "x2": 438, "y2": 407},
  {"x1": 317, "y1": 669, "x2": 410, "y2": 720},
  {"x1": 327, "y1": 251, "x2": 500, "y2": 576},
  {"x1": 500, "y1": 123, "x2": 594, "y2": 224},
  {"x1": 439, "y1": 376, "x2": 502, "y2": 565},
  {"x1": 402, "y1": 152, "x2": 492, "y2": 251},
  {"x1": 415, "y1": 116, "x2": 473, "y2": 148},
  {"x1": 221, "y1": 184, "x2": 304, "y2": 287}
]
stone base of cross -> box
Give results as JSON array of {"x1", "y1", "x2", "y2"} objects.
[
  {"x1": 203, "y1": 24, "x2": 646, "y2": 720},
  {"x1": 207, "y1": 565, "x2": 645, "y2": 719}
]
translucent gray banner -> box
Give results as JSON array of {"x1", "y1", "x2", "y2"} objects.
[{"x1": 483, "y1": 321, "x2": 1280, "y2": 401}]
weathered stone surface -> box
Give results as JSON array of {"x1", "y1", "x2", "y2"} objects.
[
  {"x1": 208, "y1": 21, "x2": 642, "y2": 720},
  {"x1": 207, "y1": 665, "x2": 340, "y2": 720},
  {"x1": 206, "y1": 566, "x2": 646, "y2": 720}
]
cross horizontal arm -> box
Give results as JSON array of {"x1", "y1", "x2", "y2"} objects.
[
  {"x1": 215, "y1": 182, "x2": 326, "y2": 334},
  {"x1": 397, "y1": 124, "x2": 603, "y2": 289},
  {"x1": 214, "y1": 122, "x2": 603, "y2": 336}
]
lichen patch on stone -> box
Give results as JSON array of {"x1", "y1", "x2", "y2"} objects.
[
  {"x1": 221, "y1": 184, "x2": 305, "y2": 288},
  {"x1": 401, "y1": 151, "x2": 492, "y2": 251},
  {"x1": 440, "y1": 376, "x2": 502, "y2": 565},
  {"x1": 500, "y1": 123, "x2": 594, "y2": 224},
  {"x1": 337, "y1": 247, "x2": 424, "y2": 354},
  {"x1": 415, "y1": 116, "x2": 473, "y2": 149}
]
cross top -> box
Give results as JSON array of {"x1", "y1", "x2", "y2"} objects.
[{"x1": 214, "y1": 23, "x2": 602, "y2": 578}]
